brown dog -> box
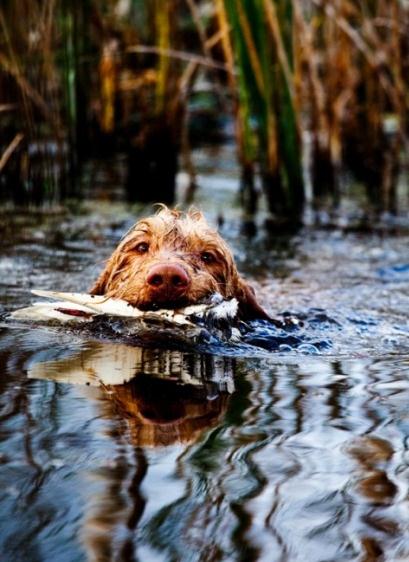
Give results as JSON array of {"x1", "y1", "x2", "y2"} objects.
[{"x1": 91, "y1": 206, "x2": 269, "y2": 320}]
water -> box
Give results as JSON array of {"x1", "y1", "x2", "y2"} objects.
[{"x1": 0, "y1": 146, "x2": 408, "y2": 561}]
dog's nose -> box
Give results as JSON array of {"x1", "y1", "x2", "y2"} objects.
[{"x1": 146, "y1": 263, "x2": 190, "y2": 293}]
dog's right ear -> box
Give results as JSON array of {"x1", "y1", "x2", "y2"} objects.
[
  {"x1": 90, "y1": 265, "x2": 110, "y2": 295},
  {"x1": 90, "y1": 243, "x2": 128, "y2": 296}
]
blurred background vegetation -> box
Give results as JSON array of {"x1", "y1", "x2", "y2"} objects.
[{"x1": 0, "y1": 0, "x2": 408, "y2": 226}]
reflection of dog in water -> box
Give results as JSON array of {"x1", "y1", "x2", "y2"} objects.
[
  {"x1": 82, "y1": 374, "x2": 231, "y2": 561},
  {"x1": 27, "y1": 341, "x2": 232, "y2": 558},
  {"x1": 91, "y1": 206, "x2": 270, "y2": 319},
  {"x1": 107, "y1": 374, "x2": 230, "y2": 447},
  {"x1": 27, "y1": 342, "x2": 233, "y2": 446}
]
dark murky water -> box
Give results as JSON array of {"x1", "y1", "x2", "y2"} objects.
[{"x1": 0, "y1": 146, "x2": 409, "y2": 561}]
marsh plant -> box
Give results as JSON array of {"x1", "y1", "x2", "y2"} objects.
[{"x1": 0, "y1": 0, "x2": 407, "y2": 223}]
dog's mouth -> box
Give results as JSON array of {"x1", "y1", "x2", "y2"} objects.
[
  {"x1": 135, "y1": 292, "x2": 218, "y2": 311},
  {"x1": 137, "y1": 298, "x2": 192, "y2": 312}
]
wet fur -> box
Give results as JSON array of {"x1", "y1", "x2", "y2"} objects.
[{"x1": 91, "y1": 207, "x2": 269, "y2": 320}]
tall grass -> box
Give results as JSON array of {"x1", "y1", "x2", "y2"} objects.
[
  {"x1": 294, "y1": 0, "x2": 407, "y2": 217},
  {"x1": 0, "y1": 0, "x2": 407, "y2": 222},
  {"x1": 220, "y1": 0, "x2": 408, "y2": 223},
  {"x1": 0, "y1": 0, "x2": 89, "y2": 203}
]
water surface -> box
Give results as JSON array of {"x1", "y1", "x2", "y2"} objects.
[{"x1": 0, "y1": 146, "x2": 408, "y2": 561}]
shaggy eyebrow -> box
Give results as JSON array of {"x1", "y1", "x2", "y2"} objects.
[
  {"x1": 133, "y1": 223, "x2": 151, "y2": 235},
  {"x1": 213, "y1": 248, "x2": 230, "y2": 264},
  {"x1": 121, "y1": 227, "x2": 151, "y2": 249},
  {"x1": 198, "y1": 241, "x2": 226, "y2": 256}
]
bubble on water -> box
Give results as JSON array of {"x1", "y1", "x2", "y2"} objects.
[
  {"x1": 297, "y1": 344, "x2": 320, "y2": 355},
  {"x1": 278, "y1": 344, "x2": 294, "y2": 353}
]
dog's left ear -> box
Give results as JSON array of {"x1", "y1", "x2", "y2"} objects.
[{"x1": 235, "y1": 279, "x2": 271, "y2": 320}]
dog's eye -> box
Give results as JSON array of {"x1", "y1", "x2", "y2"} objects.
[
  {"x1": 135, "y1": 242, "x2": 149, "y2": 254},
  {"x1": 201, "y1": 251, "x2": 216, "y2": 264}
]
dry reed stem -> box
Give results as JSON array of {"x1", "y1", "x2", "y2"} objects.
[
  {"x1": 185, "y1": 0, "x2": 212, "y2": 59},
  {"x1": 214, "y1": 0, "x2": 254, "y2": 173},
  {"x1": 0, "y1": 8, "x2": 34, "y2": 134},
  {"x1": 0, "y1": 104, "x2": 16, "y2": 113},
  {"x1": 126, "y1": 45, "x2": 233, "y2": 73},
  {"x1": 235, "y1": 0, "x2": 265, "y2": 95},
  {"x1": 311, "y1": 0, "x2": 401, "y2": 114},
  {"x1": 0, "y1": 133, "x2": 24, "y2": 172},
  {"x1": 185, "y1": 0, "x2": 228, "y2": 109},
  {"x1": 155, "y1": 0, "x2": 171, "y2": 114},
  {"x1": 205, "y1": 28, "x2": 228, "y2": 50},
  {"x1": 359, "y1": 0, "x2": 406, "y2": 124},
  {"x1": 263, "y1": 0, "x2": 294, "y2": 102},
  {"x1": 177, "y1": 59, "x2": 200, "y2": 202},
  {"x1": 293, "y1": 3, "x2": 329, "y2": 142},
  {"x1": 214, "y1": 0, "x2": 235, "y2": 83},
  {"x1": 0, "y1": 53, "x2": 52, "y2": 122}
]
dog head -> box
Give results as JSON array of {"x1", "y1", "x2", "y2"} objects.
[{"x1": 91, "y1": 206, "x2": 269, "y2": 320}]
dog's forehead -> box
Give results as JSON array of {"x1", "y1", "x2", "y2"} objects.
[{"x1": 131, "y1": 214, "x2": 222, "y2": 245}]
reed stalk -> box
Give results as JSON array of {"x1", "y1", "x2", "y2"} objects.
[
  {"x1": 222, "y1": 0, "x2": 304, "y2": 223},
  {"x1": 0, "y1": 0, "x2": 407, "y2": 217}
]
